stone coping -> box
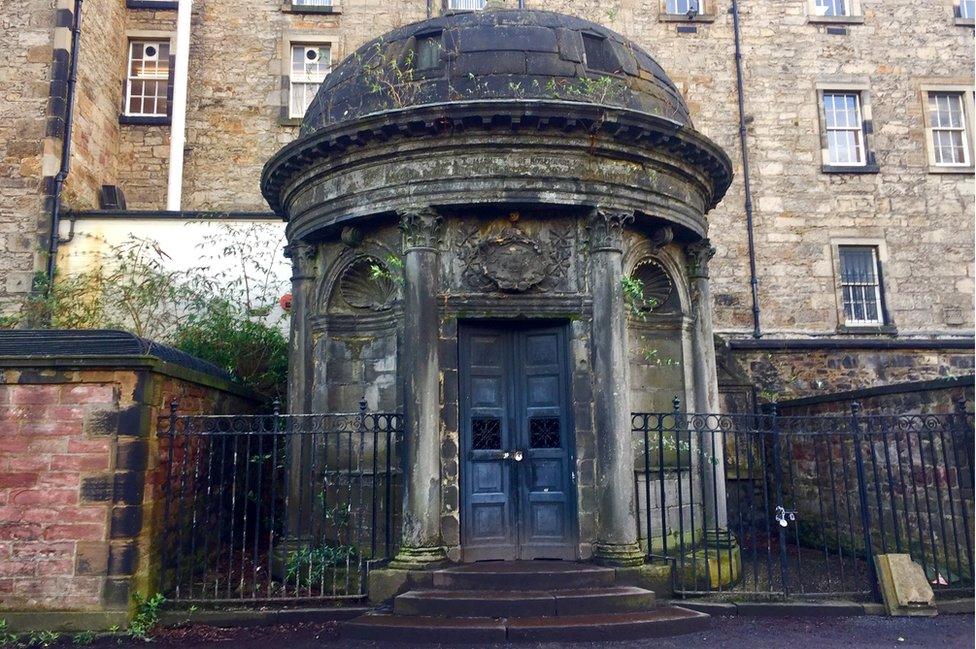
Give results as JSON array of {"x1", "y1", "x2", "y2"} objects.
[
  {"x1": 0, "y1": 329, "x2": 260, "y2": 400},
  {"x1": 775, "y1": 374, "x2": 974, "y2": 410}
]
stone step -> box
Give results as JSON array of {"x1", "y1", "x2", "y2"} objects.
[
  {"x1": 506, "y1": 607, "x2": 710, "y2": 642},
  {"x1": 431, "y1": 560, "x2": 616, "y2": 590},
  {"x1": 393, "y1": 586, "x2": 656, "y2": 617},
  {"x1": 342, "y1": 607, "x2": 709, "y2": 643}
]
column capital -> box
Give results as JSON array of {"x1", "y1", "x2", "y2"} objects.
[
  {"x1": 587, "y1": 207, "x2": 634, "y2": 253},
  {"x1": 284, "y1": 240, "x2": 317, "y2": 279},
  {"x1": 399, "y1": 206, "x2": 443, "y2": 251},
  {"x1": 686, "y1": 238, "x2": 716, "y2": 279}
]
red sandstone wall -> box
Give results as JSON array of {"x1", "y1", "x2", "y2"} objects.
[{"x1": 0, "y1": 365, "x2": 257, "y2": 617}]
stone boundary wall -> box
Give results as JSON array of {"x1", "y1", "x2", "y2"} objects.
[
  {"x1": 776, "y1": 374, "x2": 974, "y2": 417},
  {"x1": 724, "y1": 342, "x2": 975, "y2": 403},
  {"x1": 0, "y1": 356, "x2": 259, "y2": 631}
]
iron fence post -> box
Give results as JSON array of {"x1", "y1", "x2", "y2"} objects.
[
  {"x1": 951, "y1": 399, "x2": 974, "y2": 579},
  {"x1": 850, "y1": 402, "x2": 881, "y2": 601},
  {"x1": 770, "y1": 403, "x2": 790, "y2": 595}
]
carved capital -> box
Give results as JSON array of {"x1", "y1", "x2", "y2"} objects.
[
  {"x1": 399, "y1": 206, "x2": 443, "y2": 251},
  {"x1": 284, "y1": 240, "x2": 317, "y2": 278},
  {"x1": 686, "y1": 239, "x2": 716, "y2": 280},
  {"x1": 587, "y1": 208, "x2": 634, "y2": 253}
]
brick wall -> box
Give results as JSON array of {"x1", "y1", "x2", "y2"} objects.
[{"x1": 0, "y1": 361, "x2": 258, "y2": 629}]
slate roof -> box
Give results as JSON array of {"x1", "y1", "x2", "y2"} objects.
[{"x1": 301, "y1": 9, "x2": 691, "y2": 134}]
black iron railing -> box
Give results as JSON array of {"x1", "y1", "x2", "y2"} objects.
[
  {"x1": 157, "y1": 402, "x2": 401, "y2": 604},
  {"x1": 633, "y1": 400, "x2": 974, "y2": 600}
]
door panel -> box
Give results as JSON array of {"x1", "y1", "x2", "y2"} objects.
[
  {"x1": 460, "y1": 330, "x2": 517, "y2": 561},
  {"x1": 460, "y1": 323, "x2": 576, "y2": 561},
  {"x1": 516, "y1": 328, "x2": 576, "y2": 560}
]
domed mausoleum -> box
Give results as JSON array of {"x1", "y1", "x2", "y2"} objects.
[{"x1": 262, "y1": 9, "x2": 732, "y2": 571}]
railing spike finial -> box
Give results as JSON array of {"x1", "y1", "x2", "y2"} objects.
[
  {"x1": 169, "y1": 397, "x2": 179, "y2": 415},
  {"x1": 272, "y1": 398, "x2": 281, "y2": 417},
  {"x1": 770, "y1": 401, "x2": 778, "y2": 417},
  {"x1": 672, "y1": 395, "x2": 681, "y2": 414},
  {"x1": 851, "y1": 401, "x2": 862, "y2": 416},
  {"x1": 360, "y1": 397, "x2": 368, "y2": 413},
  {"x1": 955, "y1": 398, "x2": 967, "y2": 414}
]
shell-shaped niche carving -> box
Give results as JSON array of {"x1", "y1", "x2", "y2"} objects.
[
  {"x1": 631, "y1": 259, "x2": 673, "y2": 313},
  {"x1": 338, "y1": 256, "x2": 396, "y2": 311}
]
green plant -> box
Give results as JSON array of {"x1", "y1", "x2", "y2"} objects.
[
  {"x1": 369, "y1": 253, "x2": 404, "y2": 287},
  {"x1": 0, "y1": 621, "x2": 18, "y2": 648},
  {"x1": 284, "y1": 544, "x2": 357, "y2": 588},
  {"x1": 24, "y1": 631, "x2": 60, "y2": 647},
  {"x1": 128, "y1": 593, "x2": 165, "y2": 642},
  {"x1": 621, "y1": 275, "x2": 646, "y2": 317},
  {"x1": 71, "y1": 630, "x2": 96, "y2": 646}
]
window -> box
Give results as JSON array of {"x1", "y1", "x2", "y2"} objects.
[
  {"x1": 927, "y1": 92, "x2": 970, "y2": 167},
  {"x1": 666, "y1": 0, "x2": 700, "y2": 14},
  {"x1": 838, "y1": 246, "x2": 884, "y2": 326},
  {"x1": 960, "y1": 1, "x2": 975, "y2": 19},
  {"x1": 125, "y1": 40, "x2": 171, "y2": 117},
  {"x1": 292, "y1": 0, "x2": 333, "y2": 6},
  {"x1": 289, "y1": 44, "x2": 331, "y2": 119},
  {"x1": 822, "y1": 92, "x2": 866, "y2": 166},
  {"x1": 813, "y1": 0, "x2": 849, "y2": 16},
  {"x1": 447, "y1": 0, "x2": 486, "y2": 9},
  {"x1": 582, "y1": 34, "x2": 619, "y2": 74},
  {"x1": 415, "y1": 34, "x2": 442, "y2": 71}
]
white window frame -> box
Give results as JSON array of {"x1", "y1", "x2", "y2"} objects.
[
  {"x1": 958, "y1": 0, "x2": 976, "y2": 20},
  {"x1": 665, "y1": 0, "x2": 700, "y2": 14},
  {"x1": 124, "y1": 38, "x2": 172, "y2": 118},
  {"x1": 446, "y1": 0, "x2": 486, "y2": 10},
  {"x1": 807, "y1": 0, "x2": 862, "y2": 23},
  {"x1": 837, "y1": 245, "x2": 885, "y2": 328},
  {"x1": 922, "y1": 88, "x2": 974, "y2": 170},
  {"x1": 291, "y1": 0, "x2": 333, "y2": 6},
  {"x1": 820, "y1": 90, "x2": 868, "y2": 167},
  {"x1": 286, "y1": 41, "x2": 333, "y2": 120}
]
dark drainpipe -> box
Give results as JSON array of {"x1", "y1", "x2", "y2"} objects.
[
  {"x1": 45, "y1": 0, "x2": 84, "y2": 285},
  {"x1": 731, "y1": 0, "x2": 762, "y2": 338}
]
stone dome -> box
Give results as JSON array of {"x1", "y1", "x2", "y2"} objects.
[{"x1": 300, "y1": 9, "x2": 692, "y2": 135}]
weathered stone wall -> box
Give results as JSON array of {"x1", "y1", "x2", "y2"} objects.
[
  {"x1": 0, "y1": 0, "x2": 57, "y2": 313},
  {"x1": 0, "y1": 361, "x2": 258, "y2": 630},
  {"x1": 725, "y1": 345, "x2": 975, "y2": 403}
]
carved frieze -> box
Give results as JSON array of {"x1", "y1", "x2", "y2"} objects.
[{"x1": 458, "y1": 222, "x2": 573, "y2": 293}]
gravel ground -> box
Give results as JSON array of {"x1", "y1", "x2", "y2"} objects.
[{"x1": 77, "y1": 613, "x2": 974, "y2": 649}]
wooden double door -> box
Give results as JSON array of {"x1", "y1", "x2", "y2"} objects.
[{"x1": 459, "y1": 322, "x2": 577, "y2": 561}]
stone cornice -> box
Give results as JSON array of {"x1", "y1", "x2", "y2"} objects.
[{"x1": 261, "y1": 100, "x2": 734, "y2": 218}]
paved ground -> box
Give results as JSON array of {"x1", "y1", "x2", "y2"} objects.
[{"x1": 105, "y1": 613, "x2": 974, "y2": 648}]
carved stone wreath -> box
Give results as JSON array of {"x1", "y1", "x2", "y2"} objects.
[{"x1": 459, "y1": 225, "x2": 572, "y2": 293}]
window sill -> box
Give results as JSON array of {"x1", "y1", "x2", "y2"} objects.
[
  {"x1": 822, "y1": 163, "x2": 879, "y2": 174},
  {"x1": 837, "y1": 324, "x2": 898, "y2": 336},
  {"x1": 955, "y1": 17, "x2": 975, "y2": 27},
  {"x1": 279, "y1": 117, "x2": 303, "y2": 127},
  {"x1": 808, "y1": 15, "x2": 865, "y2": 25},
  {"x1": 659, "y1": 13, "x2": 717, "y2": 23},
  {"x1": 126, "y1": 1, "x2": 179, "y2": 9},
  {"x1": 282, "y1": 3, "x2": 341, "y2": 15},
  {"x1": 119, "y1": 114, "x2": 171, "y2": 126},
  {"x1": 928, "y1": 164, "x2": 975, "y2": 175}
]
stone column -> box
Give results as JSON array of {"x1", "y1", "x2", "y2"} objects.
[
  {"x1": 687, "y1": 239, "x2": 730, "y2": 539},
  {"x1": 588, "y1": 208, "x2": 644, "y2": 567},
  {"x1": 283, "y1": 240, "x2": 316, "y2": 545},
  {"x1": 390, "y1": 206, "x2": 446, "y2": 569}
]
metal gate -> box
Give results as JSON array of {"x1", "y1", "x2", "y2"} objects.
[
  {"x1": 633, "y1": 401, "x2": 974, "y2": 600},
  {"x1": 157, "y1": 401, "x2": 401, "y2": 605}
]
